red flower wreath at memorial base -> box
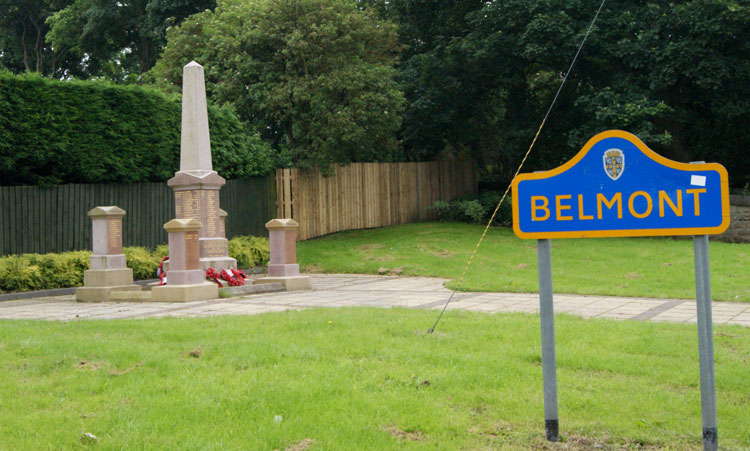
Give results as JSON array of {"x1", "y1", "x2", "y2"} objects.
[
  {"x1": 156, "y1": 256, "x2": 169, "y2": 286},
  {"x1": 158, "y1": 256, "x2": 247, "y2": 287},
  {"x1": 206, "y1": 267, "x2": 247, "y2": 287}
]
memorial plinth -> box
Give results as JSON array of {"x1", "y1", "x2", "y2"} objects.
[
  {"x1": 168, "y1": 61, "x2": 236, "y2": 271},
  {"x1": 255, "y1": 219, "x2": 312, "y2": 291},
  {"x1": 76, "y1": 206, "x2": 141, "y2": 302},
  {"x1": 151, "y1": 218, "x2": 219, "y2": 302}
]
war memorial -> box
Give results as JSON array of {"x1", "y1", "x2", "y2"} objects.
[{"x1": 76, "y1": 61, "x2": 310, "y2": 303}]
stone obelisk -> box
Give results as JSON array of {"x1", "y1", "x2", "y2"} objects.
[{"x1": 168, "y1": 61, "x2": 236, "y2": 271}]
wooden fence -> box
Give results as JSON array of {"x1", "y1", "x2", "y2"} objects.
[
  {"x1": 277, "y1": 161, "x2": 477, "y2": 240},
  {"x1": 0, "y1": 161, "x2": 476, "y2": 254},
  {"x1": 0, "y1": 176, "x2": 275, "y2": 256}
]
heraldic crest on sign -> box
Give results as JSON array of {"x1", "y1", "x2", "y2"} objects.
[{"x1": 603, "y1": 148, "x2": 624, "y2": 180}]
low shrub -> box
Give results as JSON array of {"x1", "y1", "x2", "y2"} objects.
[
  {"x1": 0, "y1": 251, "x2": 90, "y2": 293},
  {"x1": 154, "y1": 244, "x2": 169, "y2": 259},
  {"x1": 429, "y1": 201, "x2": 453, "y2": 221},
  {"x1": 430, "y1": 190, "x2": 513, "y2": 226},
  {"x1": 124, "y1": 247, "x2": 162, "y2": 280},
  {"x1": 228, "y1": 236, "x2": 270, "y2": 269}
]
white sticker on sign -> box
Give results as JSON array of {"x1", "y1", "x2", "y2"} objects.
[{"x1": 691, "y1": 175, "x2": 706, "y2": 187}]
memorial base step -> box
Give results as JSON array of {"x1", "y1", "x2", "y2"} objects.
[
  {"x1": 107, "y1": 291, "x2": 154, "y2": 302},
  {"x1": 76, "y1": 285, "x2": 141, "y2": 303},
  {"x1": 219, "y1": 282, "x2": 284, "y2": 297},
  {"x1": 254, "y1": 276, "x2": 312, "y2": 291},
  {"x1": 151, "y1": 282, "x2": 219, "y2": 302}
]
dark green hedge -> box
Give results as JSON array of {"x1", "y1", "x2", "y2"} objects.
[{"x1": 0, "y1": 72, "x2": 275, "y2": 186}]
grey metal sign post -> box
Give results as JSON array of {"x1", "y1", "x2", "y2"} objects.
[
  {"x1": 537, "y1": 239, "x2": 559, "y2": 442},
  {"x1": 693, "y1": 234, "x2": 718, "y2": 450},
  {"x1": 533, "y1": 235, "x2": 719, "y2": 449}
]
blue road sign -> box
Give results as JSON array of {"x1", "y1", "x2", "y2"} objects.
[{"x1": 512, "y1": 130, "x2": 730, "y2": 239}]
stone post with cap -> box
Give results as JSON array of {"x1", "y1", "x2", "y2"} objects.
[
  {"x1": 76, "y1": 206, "x2": 141, "y2": 302},
  {"x1": 254, "y1": 219, "x2": 312, "y2": 291},
  {"x1": 167, "y1": 61, "x2": 236, "y2": 271},
  {"x1": 151, "y1": 218, "x2": 219, "y2": 302}
]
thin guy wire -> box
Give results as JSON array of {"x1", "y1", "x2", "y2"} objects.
[{"x1": 427, "y1": 0, "x2": 607, "y2": 334}]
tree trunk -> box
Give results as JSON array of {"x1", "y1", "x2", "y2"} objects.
[
  {"x1": 139, "y1": 37, "x2": 151, "y2": 75},
  {"x1": 35, "y1": 27, "x2": 44, "y2": 73},
  {"x1": 21, "y1": 27, "x2": 32, "y2": 73}
]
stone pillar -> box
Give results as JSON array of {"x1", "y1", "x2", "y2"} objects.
[
  {"x1": 255, "y1": 219, "x2": 312, "y2": 291},
  {"x1": 76, "y1": 206, "x2": 140, "y2": 302},
  {"x1": 167, "y1": 61, "x2": 236, "y2": 271},
  {"x1": 151, "y1": 218, "x2": 219, "y2": 302}
]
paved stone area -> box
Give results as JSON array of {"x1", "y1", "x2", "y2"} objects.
[{"x1": 1, "y1": 274, "x2": 749, "y2": 326}]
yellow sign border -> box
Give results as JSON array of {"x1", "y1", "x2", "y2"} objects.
[{"x1": 511, "y1": 130, "x2": 731, "y2": 239}]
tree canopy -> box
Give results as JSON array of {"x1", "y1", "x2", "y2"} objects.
[
  {"x1": 0, "y1": 0, "x2": 748, "y2": 186},
  {"x1": 366, "y1": 0, "x2": 750, "y2": 187},
  {"x1": 46, "y1": 0, "x2": 216, "y2": 79},
  {"x1": 0, "y1": 0, "x2": 214, "y2": 80},
  {"x1": 149, "y1": 0, "x2": 405, "y2": 172},
  {"x1": 0, "y1": 0, "x2": 76, "y2": 77}
]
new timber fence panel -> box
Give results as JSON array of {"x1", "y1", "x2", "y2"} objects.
[
  {"x1": 0, "y1": 176, "x2": 275, "y2": 256},
  {"x1": 276, "y1": 161, "x2": 477, "y2": 240}
]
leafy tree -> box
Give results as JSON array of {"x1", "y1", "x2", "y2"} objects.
[
  {"x1": 364, "y1": 0, "x2": 749, "y2": 187},
  {"x1": 0, "y1": 0, "x2": 78, "y2": 77},
  {"x1": 45, "y1": 0, "x2": 216, "y2": 79},
  {"x1": 148, "y1": 0, "x2": 405, "y2": 172}
]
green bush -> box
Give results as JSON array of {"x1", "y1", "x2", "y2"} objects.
[
  {"x1": 429, "y1": 201, "x2": 453, "y2": 221},
  {"x1": 228, "y1": 236, "x2": 270, "y2": 269},
  {"x1": 430, "y1": 190, "x2": 513, "y2": 226},
  {"x1": 477, "y1": 190, "x2": 513, "y2": 227},
  {"x1": 28, "y1": 251, "x2": 90, "y2": 288},
  {"x1": 0, "y1": 72, "x2": 275, "y2": 186},
  {"x1": 123, "y1": 247, "x2": 162, "y2": 280},
  {"x1": 154, "y1": 244, "x2": 169, "y2": 259},
  {"x1": 0, "y1": 251, "x2": 90, "y2": 293}
]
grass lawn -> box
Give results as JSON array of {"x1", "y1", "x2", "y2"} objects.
[
  {"x1": 297, "y1": 222, "x2": 750, "y2": 302},
  {"x1": 1, "y1": 309, "x2": 749, "y2": 449}
]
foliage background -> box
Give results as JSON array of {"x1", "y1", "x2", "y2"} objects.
[
  {"x1": 0, "y1": 71, "x2": 274, "y2": 186},
  {"x1": 0, "y1": 0, "x2": 216, "y2": 80},
  {"x1": 148, "y1": 0, "x2": 405, "y2": 173},
  {"x1": 368, "y1": 0, "x2": 750, "y2": 188},
  {"x1": 0, "y1": 0, "x2": 748, "y2": 188}
]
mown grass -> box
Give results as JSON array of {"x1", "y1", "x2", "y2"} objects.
[
  {"x1": 297, "y1": 222, "x2": 750, "y2": 302},
  {"x1": 1, "y1": 309, "x2": 749, "y2": 449}
]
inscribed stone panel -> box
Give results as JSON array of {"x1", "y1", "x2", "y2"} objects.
[
  {"x1": 106, "y1": 219, "x2": 122, "y2": 254},
  {"x1": 175, "y1": 190, "x2": 201, "y2": 219},
  {"x1": 185, "y1": 231, "x2": 200, "y2": 269}
]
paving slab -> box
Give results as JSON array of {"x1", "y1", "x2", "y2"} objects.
[{"x1": 0, "y1": 274, "x2": 748, "y2": 327}]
